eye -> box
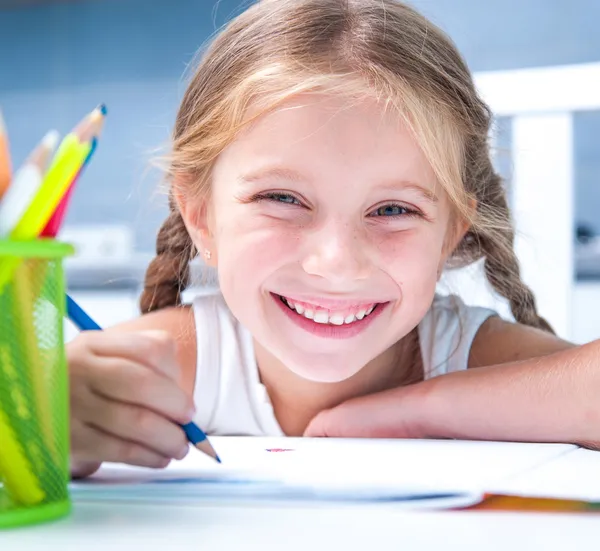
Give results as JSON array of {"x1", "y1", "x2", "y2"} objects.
[
  {"x1": 369, "y1": 203, "x2": 420, "y2": 218},
  {"x1": 254, "y1": 192, "x2": 303, "y2": 206}
]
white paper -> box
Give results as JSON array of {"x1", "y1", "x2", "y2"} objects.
[
  {"x1": 70, "y1": 436, "x2": 576, "y2": 508},
  {"x1": 488, "y1": 446, "x2": 600, "y2": 501}
]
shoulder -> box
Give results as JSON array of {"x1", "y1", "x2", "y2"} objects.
[
  {"x1": 106, "y1": 306, "x2": 197, "y2": 394},
  {"x1": 421, "y1": 294, "x2": 575, "y2": 369},
  {"x1": 419, "y1": 294, "x2": 497, "y2": 377},
  {"x1": 111, "y1": 304, "x2": 195, "y2": 333},
  {"x1": 420, "y1": 294, "x2": 497, "y2": 344},
  {"x1": 469, "y1": 315, "x2": 575, "y2": 368}
]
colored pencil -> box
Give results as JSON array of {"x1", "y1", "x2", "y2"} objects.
[
  {"x1": 0, "y1": 108, "x2": 97, "y2": 292},
  {"x1": 0, "y1": 130, "x2": 60, "y2": 238},
  {"x1": 65, "y1": 294, "x2": 221, "y2": 464},
  {"x1": 9, "y1": 108, "x2": 97, "y2": 237},
  {"x1": 41, "y1": 104, "x2": 106, "y2": 237},
  {"x1": 0, "y1": 406, "x2": 45, "y2": 505},
  {"x1": 0, "y1": 109, "x2": 11, "y2": 200}
]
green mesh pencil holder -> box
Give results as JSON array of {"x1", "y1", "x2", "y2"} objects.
[{"x1": 0, "y1": 239, "x2": 74, "y2": 528}]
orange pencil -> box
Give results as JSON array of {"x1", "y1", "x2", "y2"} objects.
[{"x1": 0, "y1": 109, "x2": 11, "y2": 200}]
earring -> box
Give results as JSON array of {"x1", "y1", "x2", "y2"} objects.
[{"x1": 204, "y1": 249, "x2": 211, "y2": 260}]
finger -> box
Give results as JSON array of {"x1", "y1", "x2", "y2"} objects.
[
  {"x1": 305, "y1": 392, "x2": 421, "y2": 439},
  {"x1": 84, "y1": 330, "x2": 181, "y2": 382},
  {"x1": 303, "y1": 410, "x2": 333, "y2": 437},
  {"x1": 70, "y1": 460, "x2": 102, "y2": 479},
  {"x1": 304, "y1": 399, "x2": 379, "y2": 437},
  {"x1": 71, "y1": 418, "x2": 172, "y2": 469},
  {"x1": 87, "y1": 356, "x2": 194, "y2": 424},
  {"x1": 79, "y1": 392, "x2": 189, "y2": 460}
]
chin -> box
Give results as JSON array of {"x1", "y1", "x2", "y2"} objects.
[{"x1": 286, "y1": 356, "x2": 363, "y2": 383}]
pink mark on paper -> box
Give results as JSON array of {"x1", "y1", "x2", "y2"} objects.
[{"x1": 266, "y1": 448, "x2": 295, "y2": 452}]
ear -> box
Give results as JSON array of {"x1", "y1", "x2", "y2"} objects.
[
  {"x1": 438, "y1": 198, "x2": 477, "y2": 279},
  {"x1": 172, "y1": 180, "x2": 217, "y2": 268}
]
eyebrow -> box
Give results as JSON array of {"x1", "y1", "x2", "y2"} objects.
[
  {"x1": 238, "y1": 166, "x2": 438, "y2": 203},
  {"x1": 378, "y1": 181, "x2": 439, "y2": 204},
  {"x1": 238, "y1": 167, "x2": 309, "y2": 185}
]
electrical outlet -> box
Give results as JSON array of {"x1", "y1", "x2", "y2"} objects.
[{"x1": 60, "y1": 225, "x2": 134, "y2": 262}]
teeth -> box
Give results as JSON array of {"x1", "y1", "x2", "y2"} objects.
[
  {"x1": 280, "y1": 296, "x2": 378, "y2": 326},
  {"x1": 313, "y1": 311, "x2": 329, "y2": 324},
  {"x1": 329, "y1": 314, "x2": 345, "y2": 326}
]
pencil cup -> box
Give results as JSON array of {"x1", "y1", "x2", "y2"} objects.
[{"x1": 0, "y1": 239, "x2": 74, "y2": 528}]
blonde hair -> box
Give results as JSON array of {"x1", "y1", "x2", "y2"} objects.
[{"x1": 140, "y1": 0, "x2": 552, "y2": 333}]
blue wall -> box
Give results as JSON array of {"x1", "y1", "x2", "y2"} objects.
[
  {"x1": 1, "y1": 0, "x2": 599, "y2": 250},
  {"x1": 0, "y1": 0, "x2": 249, "y2": 250}
]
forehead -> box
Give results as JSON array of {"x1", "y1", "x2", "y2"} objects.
[{"x1": 213, "y1": 93, "x2": 439, "y2": 192}]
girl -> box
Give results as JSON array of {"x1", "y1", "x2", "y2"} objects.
[{"x1": 68, "y1": 0, "x2": 600, "y2": 478}]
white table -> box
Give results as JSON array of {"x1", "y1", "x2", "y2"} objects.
[
  {"x1": 4, "y1": 500, "x2": 597, "y2": 551},
  {"x1": 5, "y1": 439, "x2": 600, "y2": 550}
]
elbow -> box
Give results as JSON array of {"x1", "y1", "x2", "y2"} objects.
[{"x1": 573, "y1": 440, "x2": 600, "y2": 451}]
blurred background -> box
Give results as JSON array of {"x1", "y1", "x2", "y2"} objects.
[{"x1": 1, "y1": 0, "x2": 599, "y2": 342}]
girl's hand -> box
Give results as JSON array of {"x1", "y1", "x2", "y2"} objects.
[
  {"x1": 304, "y1": 385, "x2": 428, "y2": 439},
  {"x1": 67, "y1": 330, "x2": 195, "y2": 478}
]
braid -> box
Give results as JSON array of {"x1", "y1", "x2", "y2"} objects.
[
  {"x1": 139, "y1": 196, "x2": 196, "y2": 314},
  {"x1": 455, "y1": 150, "x2": 554, "y2": 334},
  {"x1": 479, "y1": 222, "x2": 554, "y2": 334}
]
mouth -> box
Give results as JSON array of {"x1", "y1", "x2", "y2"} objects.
[
  {"x1": 278, "y1": 295, "x2": 380, "y2": 325},
  {"x1": 271, "y1": 292, "x2": 388, "y2": 339}
]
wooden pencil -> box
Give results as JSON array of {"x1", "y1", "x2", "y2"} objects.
[
  {"x1": 0, "y1": 130, "x2": 60, "y2": 237},
  {"x1": 41, "y1": 104, "x2": 106, "y2": 238},
  {"x1": 0, "y1": 109, "x2": 12, "y2": 200}
]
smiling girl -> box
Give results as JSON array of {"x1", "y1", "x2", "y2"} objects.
[{"x1": 67, "y1": 0, "x2": 600, "y2": 478}]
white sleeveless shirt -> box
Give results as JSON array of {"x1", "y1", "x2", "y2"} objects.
[{"x1": 191, "y1": 292, "x2": 496, "y2": 436}]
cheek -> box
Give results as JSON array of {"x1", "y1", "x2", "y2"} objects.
[
  {"x1": 213, "y1": 208, "x2": 301, "y2": 291},
  {"x1": 374, "y1": 228, "x2": 445, "y2": 288}
]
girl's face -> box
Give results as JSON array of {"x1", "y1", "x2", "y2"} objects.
[{"x1": 188, "y1": 94, "x2": 461, "y2": 382}]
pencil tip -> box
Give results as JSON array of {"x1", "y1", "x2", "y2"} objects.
[
  {"x1": 193, "y1": 438, "x2": 222, "y2": 464},
  {"x1": 99, "y1": 103, "x2": 107, "y2": 116},
  {"x1": 42, "y1": 129, "x2": 60, "y2": 151}
]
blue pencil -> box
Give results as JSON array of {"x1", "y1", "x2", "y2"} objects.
[{"x1": 65, "y1": 294, "x2": 221, "y2": 463}]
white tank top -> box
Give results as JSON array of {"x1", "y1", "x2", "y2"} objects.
[{"x1": 191, "y1": 292, "x2": 496, "y2": 436}]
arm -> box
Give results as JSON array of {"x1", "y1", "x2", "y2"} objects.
[
  {"x1": 68, "y1": 306, "x2": 198, "y2": 477},
  {"x1": 305, "y1": 318, "x2": 600, "y2": 448},
  {"x1": 416, "y1": 318, "x2": 600, "y2": 448}
]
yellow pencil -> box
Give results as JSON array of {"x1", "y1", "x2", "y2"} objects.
[
  {"x1": 9, "y1": 104, "x2": 103, "y2": 239},
  {"x1": 10, "y1": 136, "x2": 90, "y2": 239},
  {"x1": 42, "y1": 105, "x2": 106, "y2": 238},
  {"x1": 0, "y1": 403, "x2": 45, "y2": 506},
  {"x1": 0, "y1": 111, "x2": 95, "y2": 293},
  {"x1": 12, "y1": 260, "x2": 58, "y2": 461},
  {"x1": 0, "y1": 108, "x2": 11, "y2": 200}
]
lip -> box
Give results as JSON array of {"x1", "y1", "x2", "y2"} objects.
[{"x1": 271, "y1": 292, "x2": 388, "y2": 340}]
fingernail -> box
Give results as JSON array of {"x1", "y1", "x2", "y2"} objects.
[{"x1": 186, "y1": 405, "x2": 196, "y2": 421}]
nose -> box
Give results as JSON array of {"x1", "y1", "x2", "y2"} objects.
[{"x1": 301, "y1": 221, "x2": 372, "y2": 284}]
